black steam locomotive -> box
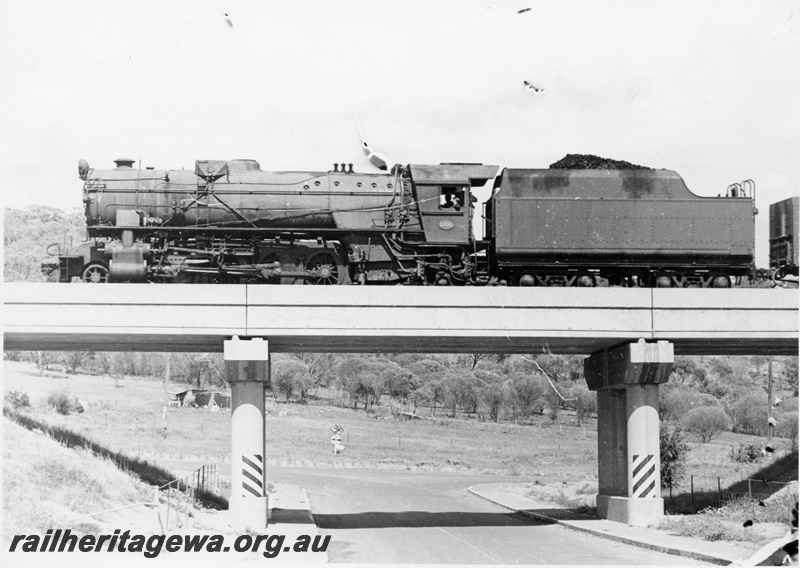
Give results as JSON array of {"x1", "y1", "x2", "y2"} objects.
[
  {"x1": 769, "y1": 197, "x2": 798, "y2": 286},
  {"x1": 45, "y1": 156, "x2": 757, "y2": 287}
]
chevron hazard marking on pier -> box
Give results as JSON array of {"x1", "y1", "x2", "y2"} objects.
[
  {"x1": 632, "y1": 454, "x2": 657, "y2": 498},
  {"x1": 241, "y1": 454, "x2": 263, "y2": 498}
]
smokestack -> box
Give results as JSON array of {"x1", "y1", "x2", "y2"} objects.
[{"x1": 114, "y1": 159, "x2": 135, "y2": 170}]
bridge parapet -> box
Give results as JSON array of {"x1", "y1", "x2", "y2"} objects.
[{"x1": 2, "y1": 284, "x2": 797, "y2": 355}]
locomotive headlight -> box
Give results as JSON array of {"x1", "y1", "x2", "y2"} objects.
[{"x1": 78, "y1": 159, "x2": 90, "y2": 180}]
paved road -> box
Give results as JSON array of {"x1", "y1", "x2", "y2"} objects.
[
  {"x1": 266, "y1": 466, "x2": 703, "y2": 565},
  {"x1": 158, "y1": 460, "x2": 704, "y2": 564}
]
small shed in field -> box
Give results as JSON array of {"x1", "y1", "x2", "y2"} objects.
[
  {"x1": 194, "y1": 390, "x2": 231, "y2": 409},
  {"x1": 169, "y1": 389, "x2": 197, "y2": 407}
]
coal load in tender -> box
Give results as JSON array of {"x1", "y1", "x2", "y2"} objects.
[{"x1": 549, "y1": 153, "x2": 652, "y2": 170}]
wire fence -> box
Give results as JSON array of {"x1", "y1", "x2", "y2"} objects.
[
  {"x1": 687, "y1": 475, "x2": 797, "y2": 523},
  {"x1": 158, "y1": 463, "x2": 220, "y2": 531}
]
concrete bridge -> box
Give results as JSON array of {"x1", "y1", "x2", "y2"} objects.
[
  {"x1": 3, "y1": 284, "x2": 797, "y2": 531},
  {"x1": 2, "y1": 284, "x2": 797, "y2": 355}
]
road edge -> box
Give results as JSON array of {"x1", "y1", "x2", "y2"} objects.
[{"x1": 468, "y1": 486, "x2": 735, "y2": 566}]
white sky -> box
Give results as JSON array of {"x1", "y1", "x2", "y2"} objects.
[{"x1": 1, "y1": 0, "x2": 797, "y2": 266}]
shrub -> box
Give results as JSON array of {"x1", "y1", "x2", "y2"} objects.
[
  {"x1": 730, "y1": 394, "x2": 770, "y2": 436},
  {"x1": 681, "y1": 405, "x2": 732, "y2": 443},
  {"x1": 4, "y1": 390, "x2": 31, "y2": 411},
  {"x1": 660, "y1": 386, "x2": 717, "y2": 423},
  {"x1": 777, "y1": 411, "x2": 798, "y2": 450},
  {"x1": 660, "y1": 423, "x2": 690, "y2": 499},
  {"x1": 729, "y1": 442, "x2": 763, "y2": 463},
  {"x1": 46, "y1": 391, "x2": 82, "y2": 415}
]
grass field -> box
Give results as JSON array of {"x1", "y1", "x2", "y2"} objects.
[
  {"x1": 3, "y1": 360, "x2": 795, "y2": 487},
  {"x1": 4, "y1": 360, "x2": 797, "y2": 547},
  {"x1": 2, "y1": 415, "x2": 157, "y2": 542},
  {"x1": 2, "y1": 361, "x2": 601, "y2": 477}
]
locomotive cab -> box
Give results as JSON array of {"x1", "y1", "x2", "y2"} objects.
[{"x1": 409, "y1": 164, "x2": 498, "y2": 246}]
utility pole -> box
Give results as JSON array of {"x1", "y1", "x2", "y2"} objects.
[
  {"x1": 766, "y1": 356, "x2": 774, "y2": 455},
  {"x1": 162, "y1": 354, "x2": 171, "y2": 428}
]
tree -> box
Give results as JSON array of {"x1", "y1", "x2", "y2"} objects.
[
  {"x1": 381, "y1": 363, "x2": 415, "y2": 405},
  {"x1": 408, "y1": 383, "x2": 433, "y2": 415},
  {"x1": 294, "y1": 352, "x2": 337, "y2": 395},
  {"x1": 543, "y1": 380, "x2": 565, "y2": 423},
  {"x1": 681, "y1": 406, "x2": 732, "y2": 443},
  {"x1": 33, "y1": 351, "x2": 54, "y2": 375},
  {"x1": 271, "y1": 356, "x2": 309, "y2": 402},
  {"x1": 660, "y1": 423, "x2": 690, "y2": 501},
  {"x1": 334, "y1": 356, "x2": 390, "y2": 412},
  {"x1": 450, "y1": 370, "x2": 481, "y2": 416},
  {"x1": 730, "y1": 393, "x2": 770, "y2": 435},
  {"x1": 476, "y1": 369, "x2": 507, "y2": 423},
  {"x1": 4, "y1": 206, "x2": 85, "y2": 282},
  {"x1": 508, "y1": 372, "x2": 545, "y2": 422},
  {"x1": 670, "y1": 357, "x2": 707, "y2": 388},
  {"x1": 780, "y1": 358, "x2": 798, "y2": 397},
  {"x1": 780, "y1": 397, "x2": 799, "y2": 413},
  {"x1": 660, "y1": 385, "x2": 717, "y2": 423},
  {"x1": 777, "y1": 411, "x2": 799, "y2": 450},
  {"x1": 457, "y1": 353, "x2": 489, "y2": 370},
  {"x1": 439, "y1": 370, "x2": 468, "y2": 418},
  {"x1": 571, "y1": 382, "x2": 597, "y2": 426},
  {"x1": 63, "y1": 351, "x2": 89, "y2": 374},
  {"x1": 407, "y1": 358, "x2": 446, "y2": 415}
]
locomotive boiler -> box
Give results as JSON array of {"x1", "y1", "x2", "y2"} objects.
[{"x1": 46, "y1": 156, "x2": 757, "y2": 287}]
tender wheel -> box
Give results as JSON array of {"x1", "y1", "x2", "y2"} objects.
[
  {"x1": 654, "y1": 273, "x2": 673, "y2": 288},
  {"x1": 712, "y1": 274, "x2": 731, "y2": 288},
  {"x1": 516, "y1": 271, "x2": 543, "y2": 287},
  {"x1": 81, "y1": 262, "x2": 109, "y2": 283},
  {"x1": 305, "y1": 250, "x2": 348, "y2": 285}
]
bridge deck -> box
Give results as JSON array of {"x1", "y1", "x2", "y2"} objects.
[{"x1": 2, "y1": 284, "x2": 797, "y2": 355}]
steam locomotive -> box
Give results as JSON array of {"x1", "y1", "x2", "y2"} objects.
[
  {"x1": 769, "y1": 196, "x2": 798, "y2": 286},
  {"x1": 45, "y1": 156, "x2": 757, "y2": 287}
]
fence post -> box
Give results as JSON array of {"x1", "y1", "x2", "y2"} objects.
[
  {"x1": 691, "y1": 476, "x2": 694, "y2": 508},
  {"x1": 748, "y1": 479, "x2": 752, "y2": 499},
  {"x1": 717, "y1": 478, "x2": 721, "y2": 507},
  {"x1": 165, "y1": 485, "x2": 171, "y2": 530}
]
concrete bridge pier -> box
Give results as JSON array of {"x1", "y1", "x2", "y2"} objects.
[
  {"x1": 584, "y1": 339, "x2": 674, "y2": 527},
  {"x1": 224, "y1": 336, "x2": 270, "y2": 531}
]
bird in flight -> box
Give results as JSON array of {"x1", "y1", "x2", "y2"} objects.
[
  {"x1": 220, "y1": 8, "x2": 234, "y2": 28},
  {"x1": 518, "y1": 7, "x2": 531, "y2": 14},
  {"x1": 356, "y1": 117, "x2": 395, "y2": 172},
  {"x1": 523, "y1": 80, "x2": 546, "y2": 95}
]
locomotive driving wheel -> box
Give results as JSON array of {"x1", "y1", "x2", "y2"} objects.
[
  {"x1": 81, "y1": 262, "x2": 109, "y2": 283},
  {"x1": 305, "y1": 250, "x2": 348, "y2": 285}
]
